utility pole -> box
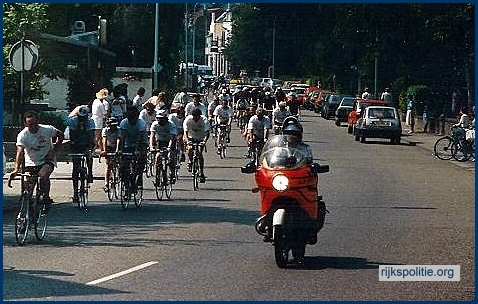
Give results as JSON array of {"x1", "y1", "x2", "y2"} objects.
[{"x1": 153, "y1": 3, "x2": 160, "y2": 89}]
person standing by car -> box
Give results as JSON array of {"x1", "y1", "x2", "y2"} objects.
[
  {"x1": 380, "y1": 87, "x2": 393, "y2": 106},
  {"x1": 91, "y1": 88, "x2": 109, "y2": 153},
  {"x1": 362, "y1": 87, "x2": 371, "y2": 99},
  {"x1": 406, "y1": 95, "x2": 415, "y2": 134},
  {"x1": 8, "y1": 111, "x2": 64, "y2": 212}
]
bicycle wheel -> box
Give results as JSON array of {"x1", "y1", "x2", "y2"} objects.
[
  {"x1": 155, "y1": 166, "x2": 164, "y2": 200},
  {"x1": 15, "y1": 192, "x2": 30, "y2": 246},
  {"x1": 34, "y1": 195, "x2": 48, "y2": 241},
  {"x1": 134, "y1": 177, "x2": 143, "y2": 208},
  {"x1": 434, "y1": 136, "x2": 453, "y2": 160},
  {"x1": 451, "y1": 140, "x2": 472, "y2": 162},
  {"x1": 192, "y1": 157, "x2": 199, "y2": 191},
  {"x1": 164, "y1": 168, "x2": 173, "y2": 199},
  {"x1": 120, "y1": 179, "x2": 130, "y2": 210},
  {"x1": 146, "y1": 152, "x2": 154, "y2": 178},
  {"x1": 78, "y1": 169, "x2": 88, "y2": 211}
]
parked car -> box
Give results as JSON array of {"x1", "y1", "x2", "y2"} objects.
[
  {"x1": 347, "y1": 99, "x2": 388, "y2": 134},
  {"x1": 290, "y1": 87, "x2": 308, "y2": 105},
  {"x1": 321, "y1": 94, "x2": 347, "y2": 119},
  {"x1": 314, "y1": 90, "x2": 333, "y2": 114},
  {"x1": 335, "y1": 96, "x2": 357, "y2": 126},
  {"x1": 354, "y1": 106, "x2": 402, "y2": 144},
  {"x1": 260, "y1": 77, "x2": 273, "y2": 88},
  {"x1": 305, "y1": 90, "x2": 320, "y2": 111}
]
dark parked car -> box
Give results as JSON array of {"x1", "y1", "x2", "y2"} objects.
[
  {"x1": 335, "y1": 96, "x2": 357, "y2": 126},
  {"x1": 321, "y1": 94, "x2": 347, "y2": 119}
]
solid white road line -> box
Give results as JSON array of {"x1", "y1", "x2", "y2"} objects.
[{"x1": 86, "y1": 261, "x2": 159, "y2": 285}]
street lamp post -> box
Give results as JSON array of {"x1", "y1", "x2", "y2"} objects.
[
  {"x1": 184, "y1": 3, "x2": 188, "y2": 87},
  {"x1": 272, "y1": 18, "x2": 276, "y2": 79}
]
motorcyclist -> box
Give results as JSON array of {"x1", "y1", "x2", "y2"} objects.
[{"x1": 281, "y1": 116, "x2": 313, "y2": 163}]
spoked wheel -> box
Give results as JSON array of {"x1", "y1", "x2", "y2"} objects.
[
  {"x1": 192, "y1": 158, "x2": 199, "y2": 191},
  {"x1": 434, "y1": 136, "x2": 454, "y2": 160},
  {"x1": 34, "y1": 197, "x2": 48, "y2": 241},
  {"x1": 134, "y1": 181, "x2": 143, "y2": 208},
  {"x1": 155, "y1": 167, "x2": 164, "y2": 200},
  {"x1": 120, "y1": 179, "x2": 130, "y2": 210},
  {"x1": 15, "y1": 193, "x2": 30, "y2": 246},
  {"x1": 164, "y1": 182, "x2": 173, "y2": 199},
  {"x1": 77, "y1": 170, "x2": 88, "y2": 211},
  {"x1": 273, "y1": 225, "x2": 289, "y2": 268},
  {"x1": 107, "y1": 167, "x2": 119, "y2": 202},
  {"x1": 221, "y1": 145, "x2": 227, "y2": 159},
  {"x1": 451, "y1": 140, "x2": 472, "y2": 162},
  {"x1": 146, "y1": 152, "x2": 155, "y2": 178}
]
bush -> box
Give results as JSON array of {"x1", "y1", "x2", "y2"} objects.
[
  {"x1": 399, "y1": 85, "x2": 432, "y2": 114},
  {"x1": 37, "y1": 111, "x2": 67, "y2": 132}
]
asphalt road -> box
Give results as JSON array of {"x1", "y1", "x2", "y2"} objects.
[{"x1": 3, "y1": 112, "x2": 475, "y2": 300}]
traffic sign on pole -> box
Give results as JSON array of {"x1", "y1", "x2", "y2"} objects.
[{"x1": 9, "y1": 40, "x2": 39, "y2": 71}]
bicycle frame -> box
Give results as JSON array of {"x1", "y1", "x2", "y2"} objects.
[{"x1": 67, "y1": 153, "x2": 91, "y2": 211}]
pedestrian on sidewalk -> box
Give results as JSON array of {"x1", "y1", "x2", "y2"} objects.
[
  {"x1": 406, "y1": 95, "x2": 415, "y2": 134},
  {"x1": 422, "y1": 105, "x2": 429, "y2": 133}
]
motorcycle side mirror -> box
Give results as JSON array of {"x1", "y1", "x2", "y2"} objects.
[
  {"x1": 241, "y1": 161, "x2": 257, "y2": 174},
  {"x1": 311, "y1": 163, "x2": 329, "y2": 174}
]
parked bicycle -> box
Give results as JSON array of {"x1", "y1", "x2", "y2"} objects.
[
  {"x1": 119, "y1": 152, "x2": 143, "y2": 209},
  {"x1": 8, "y1": 171, "x2": 49, "y2": 245},
  {"x1": 434, "y1": 127, "x2": 475, "y2": 162},
  {"x1": 67, "y1": 152, "x2": 92, "y2": 211},
  {"x1": 152, "y1": 147, "x2": 173, "y2": 200},
  {"x1": 188, "y1": 139, "x2": 205, "y2": 191}
]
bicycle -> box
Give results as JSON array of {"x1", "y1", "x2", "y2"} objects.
[
  {"x1": 188, "y1": 139, "x2": 205, "y2": 191},
  {"x1": 152, "y1": 147, "x2": 173, "y2": 200},
  {"x1": 119, "y1": 152, "x2": 144, "y2": 209},
  {"x1": 250, "y1": 137, "x2": 265, "y2": 167},
  {"x1": 216, "y1": 123, "x2": 229, "y2": 159},
  {"x1": 8, "y1": 171, "x2": 49, "y2": 246},
  {"x1": 434, "y1": 127, "x2": 475, "y2": 162},
  {"x1": 101, "y1": 152, "x2": 120, "y2": 202},
  {"x1": 67, "y1": 152, "x2": 92, "y2": 212}
]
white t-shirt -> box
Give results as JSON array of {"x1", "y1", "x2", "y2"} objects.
[
  {"x1": 185, "y1": 102, "x2": 207, "y2": 116},
  {"x1": 247, "y1": 115, "x2": 271, "y2": 138},
  {"x1": 272, "y1": 108, "x2": 292, "y2": 125},
  {"x1": 139, "y1": 109, "x2": 156, "y2": 133},
  {"x1": 91, "y1": 98, "x2": 108, "y2": 129},
  {"x1": 213, "y1": 105, "x2": 234, "y2": 124},
  {"x1": 169, "y1": 113, "x2": 185, "y2": 133},
  {"x1": 150, "y1": 120, "x2": 177, "y2": 143},
  {"x1": 16, "y1": 124, "x2": 60, "y2": 167},
  {"x1": 183, "y1": 115, "x2": 210, "y2": 141}
]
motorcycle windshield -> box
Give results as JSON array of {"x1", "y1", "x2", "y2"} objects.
[{"x1": 260, "y1": 135, "x2": 309, "y2": 170}]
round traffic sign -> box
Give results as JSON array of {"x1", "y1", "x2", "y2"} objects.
[{"x1": 9, "y1": 40, "x2": 39, "y2": 72}]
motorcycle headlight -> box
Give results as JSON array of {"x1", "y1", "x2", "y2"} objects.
[{"x1": 272, "y1": 174, "x2": 289, "y2": 191}]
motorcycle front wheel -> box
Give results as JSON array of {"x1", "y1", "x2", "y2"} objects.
[{"x1": 273, "y1": 225, "x2": 289, "y2": 268}]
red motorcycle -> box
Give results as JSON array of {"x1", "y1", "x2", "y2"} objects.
[{"x1": 241, "y1": 134, "x2": 329, "y2": 267}]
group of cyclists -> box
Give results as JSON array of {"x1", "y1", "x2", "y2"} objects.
[{"x1": 7, "y1": 82, "x2": 305, "y2": 213}]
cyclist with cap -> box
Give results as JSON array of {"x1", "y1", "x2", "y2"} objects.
[
  {"x1": 272, "y1": 101, "x2": 292, "y2": 135},
  {"x1": 150, "y1": 109, "x2": 178, "y2": 184},
  {"x1": 183, "y1": 108, "x2": 210, "y2": 183},
  {"x1": 66, "y1": 105, "x2": 96, "y2": 204},
  {"x1": 246, "y1": 107, "x2": 271, "y2": 158},
  {"x1": 100, "y1": 117, "x2": 121, "y2": 192},
  {"x1": 118, "y1": 105, "x2": 148, "y2": 190},
  {"x1": 213, "y1": 97, "x2": 234, "y2": 149}
]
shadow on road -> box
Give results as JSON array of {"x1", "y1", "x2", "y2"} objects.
[
  {"x1": 3, "y1": 266, "x2": 127, "y2": 300},
  {"x1": 295, "y1": 256, "x2": 401, "y2": 270}
]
